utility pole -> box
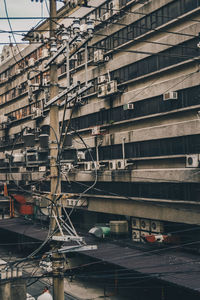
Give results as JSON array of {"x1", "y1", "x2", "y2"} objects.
[{"x1": 49, "y1": 1, "x2": 64, "y2": 300}]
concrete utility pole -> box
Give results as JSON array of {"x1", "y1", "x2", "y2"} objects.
[{"x1": 49, "y1": 1, "x2": 64, "y2": 300}]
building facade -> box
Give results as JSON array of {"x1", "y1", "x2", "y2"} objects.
[{"x1": 1, "y1": 0, "x2": 200, "y2": 240}]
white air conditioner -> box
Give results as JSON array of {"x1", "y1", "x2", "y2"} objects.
[
  {"x1": 94, "y1": 50, "x2": 104, "y2": 63},
  {"x1": 80, "y1": 24, "x2": 88, "y2": 33},
  {"x1": 67, "y1": 198, "x2": 87, "y2": 207},
  {"x1": 101, "y1": 12, "x2": 111, "y2": 22},
  {"x1": 84, "y1": 162, "x2": 91, "y2": 171},
  {"x1": 32, "y1": 107, "x2": 43, "y2": 119},
  {"x1": 98, "y1": 84, "x2": 107, "y2": 98},
  {"x1": 163, "y1": 91, "x2": 178, "y2": 101},
  {"x1": 63, "y1": 163, "x2": 73, "y2": 171},
  {"x1": 42, "y1": 48, "x2": 49, "y2": 59},
  {"x1": 77, "y1": 151, "x2": 86, "y2": 161},
  {"x1": 150, "y1": 220, "x2": 164, "y2": 233},
  {"x1": 140, "y1": 219, "x2": 150, "y2": 231},
  {"x1": 106, "y1": 81, "x2": 118, "y2": 95},
  {"x1": 123, "y1": 103, "x2": 134, "y2": 110},
  {"x1": 16, "y1": 69, "x2": 22, "y2": 75},
  {"x1": 29, "y1": 58, "x2": 35, "y2": 67},
  {"x1": 97, "y1": 75, "x2": 107, "y2": 85},
  {"x1": 91, "y1": 126, "x2": 101, "y2": 136},
  {"x1": 39, "y1": 166, "x2": 46, "y2": 172},
  {"x1": 109, "y1": 160, "x2": 117, "y2": 170},
  {"x1": 132, "y1": 230, "x2": 140, "y2": 242},
  {"x1": 91, "y1": 161, "x2": 99, "y2": 170},
  {"x1": 131, "y1": 217, "x2": 140, "y2": 229},
  {"x1": 186, "y1": 154, "x2": 200, "y2": 168},
  {"x1": 116, "y1": 159, "x2": 127, "y2": 170}
]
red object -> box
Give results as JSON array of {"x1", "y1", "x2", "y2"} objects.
[
  {"x1": 19, "y1": 204, "x2": 33, "y2": 215},
  {"x1": 12, "y1": 194, "x2": 26, "y2": 204}
]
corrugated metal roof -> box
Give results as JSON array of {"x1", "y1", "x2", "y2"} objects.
[
  {"x1": 84, "y1": 242, "x2": 200, "y2": 293},
  {"x1": 1, "y1": 218, "x2": 200, "y2": 293},
  {"x1": 0, "y1": 217, "x2": 48, "y2": 241}
]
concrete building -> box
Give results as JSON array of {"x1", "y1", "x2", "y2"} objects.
[{"x1": 0, "y1": 0, "x2": 200, "y2": 241}]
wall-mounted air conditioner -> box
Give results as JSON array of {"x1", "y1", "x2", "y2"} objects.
[
  {"x1": 109, "y1": 160, "x2": 117, "y2": 170},
  {"x1": 42, "y1": 48, "x2": 49, "y2": 59},
  {"x1": 84, "y1": 162, "x2": 91, "y2": 171},
  {"x1": 101, "y1": 12, "x2": 111, "y2": 22},
  {"x1": 123, "y1": 103, "x2": 134, "y2": 110},
  {"x1": 131, "y1": 217, "x2": 140, "y2": 229},
  {"x1": 80, "y1": 24, "x2": 88, "y2": 33},
  {"x1": 186, "y1": 154, "x2": 200, "y2": 168},
  {"x1": 163, "y1": 91, "x2": 178, "y2": 101},
  {"x1": 16, "y1": 69, "x2": 22, "y2": 75},
  {"x1": 91, "y1": 126, "x2": 101, "y2": 136},
  {"x1": 94, "y1": 50, "x2": 104, "y2": 63},
  {"x1": 106, "y1": 81, "x2": 118, "y2": 95},
  {"x1": 29, "y1": 58, "x2": 35, "y2": 67},
  {"x1": 132, "y1": 230, "x2": 140, "y2": 242},
  {"x1": 67, "y1": 198, "x2": 87, "y2": 207},
  {"x1": 91, "y1": 161, "x2": 99, "y2": 170},
  {"x1": 140, "y1": 219, "x2": 150, "y2": 231},
  {"x1": 32, "y1": 107, "x2": 43, "y2": 119},
  {"x1": 150, "y1": 220, "x2": 164, "y2": 233},
  {"x1": 98, "y1": 84, "x2": 107, "y2": 98},
  {"x1": 97, "y1": 75, "x2": 107, "y2": 85},
  {"x1": 39, "y1": 166, "x2": 46, "y2": 172},
  {"x1": 116, "y1": 159, "x2": 127, "y2": 169}
]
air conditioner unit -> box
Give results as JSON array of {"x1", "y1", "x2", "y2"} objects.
[
  {"x1": 97, "y1": 75, "x2": 107, "y2": 85},
  {"x1": 150, "y1": 220, "x2": 164, "y2": 233},
  {"x1": 110, "y1": 0, "x2": 120, "y2": 15},
  {"x1": 140, "y1": 219, "x2": 150, "y2": 231},
  {"x1": 80, "y1": 24, "x2": 88, "y2": 33},
  {"x1": 123, "y1": 103, "x2": 134, "y2": 110},
  {"x1": 66, "y1": 163, "x2": 73, "y2": 170},
  {"x1": 109, "y1": 160, "x2": 117, "y2": 170},
  {"x1": 32, "y1": 108, "x2": 43, "y2": 119},
  {"x1": 101, "y1": 12, "x2": 111, "y2": 22},
  {"x1": 163, "y1": 91, "x2": 178, "y2": 101},
  {"x1": 132, "y1": 230, "x2": 140, "y2": 242},
  {"x1": 42, "y1": 48, "x2": 49, "y2": 59},
  {"x1": 116, "y1": 159, "x2": 127, "y2": 170},
  {"x1": 91, "y1": 161, "x2": 99, "y2": 170},
  {"x1": 131, "y1": 217, "x2": 140, "y2": 229},
  {"x1": 77, "y1": 151, "x2": 86, "y2": 161},
  {"x1": 186, "y1": 154, "x2": 200, "y2": 168},
  {"x1": 91, "y1": 126, "x2": 101, "y2": 136},
  {"x1": 16, "y1": 69, "x2": 22, "y2": 75},
  {"x1": 29, "y1": 58, "x2": 35, "y2": 67},
  {"x1": 84, "y1": 162, "x2": 91, "y2": 171},
  {"x1": 106, "y1": 81, "x2": 118, "y2": 95},
  {"x1": 39, "y1": 166, "x2": 46, "y2": 172},
  {"x1": 94, "y1": 50, "x2": 104, "y2": 63},
  {"x1": 98, "y1": 84, "x2": 107, "y2": 98}
]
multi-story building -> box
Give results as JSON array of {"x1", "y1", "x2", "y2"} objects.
[{"x1": 1, "y1": 0, "x2": 200, "y2": 242}]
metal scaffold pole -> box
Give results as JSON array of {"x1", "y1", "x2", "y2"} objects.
[{"x1": 49, "y1": 1, "x2": 64, "y2": 299}]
